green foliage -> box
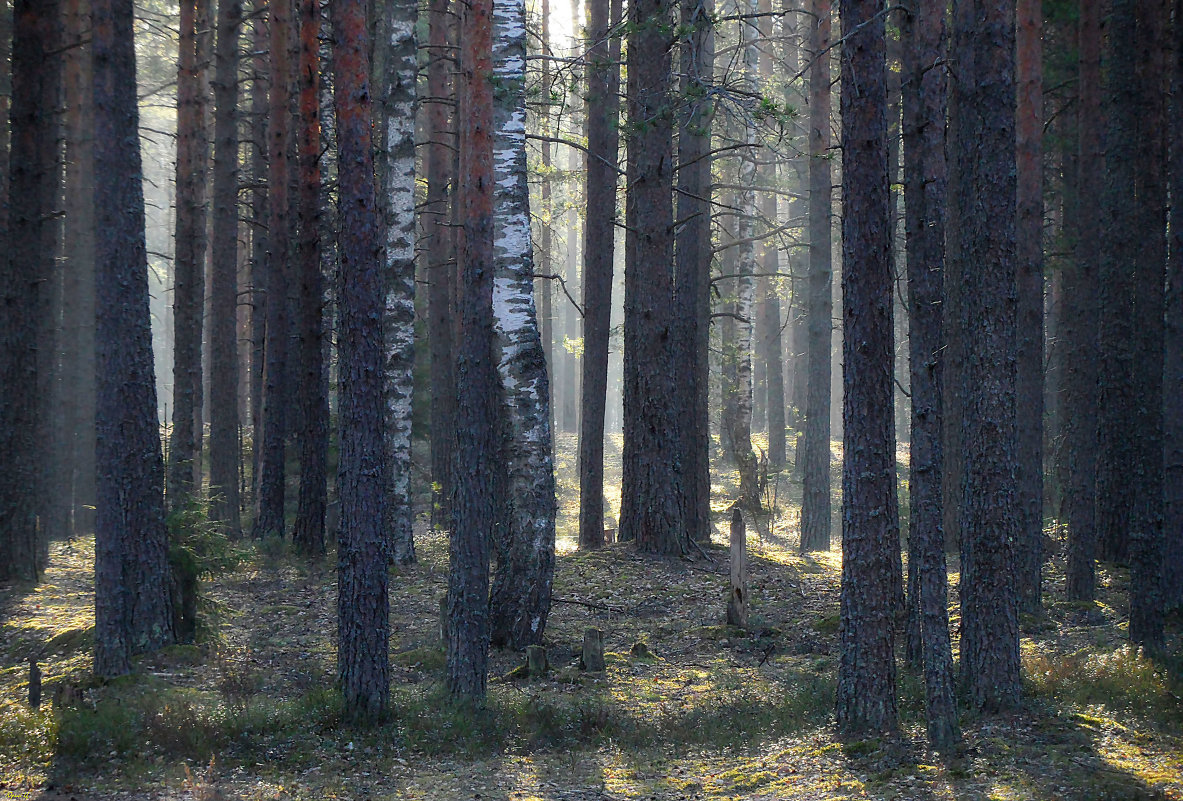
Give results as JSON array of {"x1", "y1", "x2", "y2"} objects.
[
  {"x1": 1026, "y1": 645, "x2": 1183, "y2": 723},
  {"x1": 167, "y1": 501, "x2": 247, "y2": 642}
]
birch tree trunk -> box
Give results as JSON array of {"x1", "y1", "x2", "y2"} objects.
[
  {"x1": 488, "y1": 0, "x2": 557, "y2": 648},
  {"x1": 379, "y1": 0, "x2": 419, "y2": 565},
  {"x1": 720, "y1": 0, "x2": 760, "y2": 514}
]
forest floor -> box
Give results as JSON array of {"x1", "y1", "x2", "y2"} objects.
[{"x1": 2, "y1": 434, "x2": 1183, "y2": 800}]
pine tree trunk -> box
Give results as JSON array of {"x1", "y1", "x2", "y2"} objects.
[
  {"x1": 333, "y1": 0, "x2": 391, "y2": 721},
  {"x1": 171, "y1": 0, "x2": 211, "y2": 507},
  {"x1": 292, "y1": 0, "x2": 328, "y2": 556},
  {"x1": 247, "y1": 5, "x2": 268, "y2": 506},
  {"x1": 620, "y1": 0, "x2": 685, "y2": 555},
  {"x1": 0, "y1": 0, "x2": 60, "y2": 582},
  {"x1": 579, "y1": 0, "x2": 624, "y2": 550},
  {"x1": 673, "y1": 0, "x2": 713, "y2": 545},
  {"x1": 92, "y1": 0, "x2": 176, "y2": 676},
  {"x1": 62, "y1": 0, "x2": 97, "y2": 539},
  {"x1": 951, "y1": 0, "x2": 1021, "y2": 713},
  {"x1": 486, "y1": 0, "x2": 558, "y2": 647},
  {"x1": 1128, "y1": 0, "x2": 1168, "y2": 653},
  {"x1": 1165, "y1": 0, "x2": 1183, "y2": 614},
  {"x1": 253, "y1": 0, "x2": 293, "y2": 539},
  {"x1": 1064, "y1": 0, "x2": 1100, "y2": 602},
  {"x1": 1015, "y1": 0, "x2": 1043, "y2": 616},
  {"x1": 1096, "y1": 0, "x2": 1140, "y2": 567},
  {"x1": 901, "y1": 0, "x2": 958, "y2": 749},
  {"x1": 209, "y1": 0, "x2": 243, "y2": 535},
  {"x1": 426, "y1": 0, "x2": 456, "y2": 532},
  {"x1": 799, "y1": 0, "x2": 833, "y2": 552},
  {"x1": 449, "y1": 0, "x2": 497, "y2": 701},
  {"x1": 835, "y1": 0, "x2": 897, "y2": 736}
]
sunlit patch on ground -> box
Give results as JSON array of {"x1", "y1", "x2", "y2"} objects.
[{"x1": 1, "y1": 436, "x2": 1182, "y2": 800}]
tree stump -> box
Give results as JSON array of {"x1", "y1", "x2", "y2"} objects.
[
  {"x1": 726, "y1": 507, "x2": 749, "y2": 628},
  {"x1": 28, "y1": 659, "x2": 41, "y2": 709},
  {"x1": 581, "y1": 628, "x2": 605, "y2": 671},
  {"x1": 526, "y1": 644, "x2": 548, "y2": 677}
]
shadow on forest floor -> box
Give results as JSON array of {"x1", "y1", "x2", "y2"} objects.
[{"x1": 1, "y1": 436, "x2": 1181, "y2": 800}]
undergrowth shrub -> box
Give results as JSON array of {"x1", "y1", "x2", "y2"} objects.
[
  {"x1": 1026, "y1": 645, "x2": 1182, "y2": 723},
  {"x1": 167, "y1": 501, "x2": 246, "y2": 642}
]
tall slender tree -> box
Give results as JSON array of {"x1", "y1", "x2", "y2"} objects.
[
  {"x1": 426, "y1": 0, "x2": 456, "y2": 532},
  {"x1": 247, "y1": 5, "x2": 269, "y2": 504},
  {"x1": 0, "y1": 0, "x2": 61, "y2": 582},
  {"x1": 1064, "y1": 0, "x2": 1101, "y2": 602},
  {"x1": 759, "y1": 0, "x2": 785, "y2": 471},
  {"x1": 209, "y1": 0, "x2": 243, "y2": 534},
  {"x1": 721, "y1": 0, "x2": 761, "y2": 515},
  {"x1": 1165, "y1": 0, "x2": 1183, "y2": 614},
  {"x1": 448, "y1": 0, "x2": 497, "y2": 701},
  {"x1": 619, "y1": 0, "x2": 685, "y2": 554},
  {"x1": 673, "y1": 0, "x2": 713, "y2": 545},
  {"x1": 1096, "y1": 0, "x2": 1139, "y2": 568},
  {"x1": 901, "y1": 0, "x2": 959, "y2": 748},
  {"x1": 61, "y1": 0, "x2": 97, "y2": 539},
  {"x1": 253, "y1": 0, "x2": 293, "y2": 539},
  {"x1": 1015, "y1": 0, "x2": 1043, "y2": 615},
  {"x1": 487, "y1": 0, "x2": 557, "y2": 648},
  {"x1": 579, "y1": 0, "x2": 626, "y2": 550},
  {"x1": 92, "y1": 0, "x2": 176, "y2": 677},
  {"x1": 951, "y1": 0, "x2": 1021, "y2": 712},
  {"x1": 1128, "y1": 0, "x2": 1168, "y2": 653},
  {"x1": 799, "y1": 0, "x2": 833, "y2": 552},
  {"x1": 171, "y1": 0, "x2": 211, "y2": 506},
  {"x1": 835, "y1": 0, "x2": 897, "y2": 735},
  {"x1": 334, "y1": 0, "x2": 391, "y2": 720},
  {"x1": 293, "y1": 0, "x2": 328, "y2": 555},
  {"x1": 376, "y1": 0, "x2": 418, "y2": 565}
]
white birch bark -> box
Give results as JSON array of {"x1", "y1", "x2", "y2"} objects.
[
  {"x1": 380, "y1": 0, "x2": 418, "y2": 564},
  {"x1": 726, "y1": 0, "x2": 761, "y2": 510},
  {"x1": 488, "y1": 0, "x2": 558, "y2": 648}
]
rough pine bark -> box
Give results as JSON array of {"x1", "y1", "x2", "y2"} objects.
[
  {"x1": 1064, "y1": 0, "x2": 1101, "y2": 602},
  {"x1": 376, "y1": 0, "x2": 417, "y2": 565},
  {"x1": 901, "y1": 0, "x2": 959, "y2": 748},
  {"x1": 92, "y1": 0, "x2": 176, "y2": 676},
  {"x1": 0, "y1": 0, "x2": 60, "y2": 582},
  {"x1": 293, "y1": 0, "x2": 327, "y2": 556},
  {"x1": 449, "y1": 0, "x2": 497, "y2": 702},
  {"x1": 799, "y1": 0, "x2": 833, "y2": 552},
  {"x1": 951, "y1": 0, "x2": 1021, "y2": 712},
  {"x1": 333, "y1": 0, "x2": 390, "y2": 721},
  {"x1": 248, "y1": 6, "x2": 268, "y2": 504},
  {"x1": 209, "y1": 0, "x2": 243, "y2": 534},
  {"x1": 1014, "y1": 0, "x2": 1043, "y2": 615},
  {"x1": 673, "y1": 0, "x2": 713, "y2": 545},
  {"x1": 426, "y1": 0, "x2": 456, "y2": 531},
  {"x1": 487, "y1": 0, "x2": 557, "y2": 649},
  {"x1": 171, "y1": 0, "x2": 211, "y2": 506},
  {"x1": 1128, "y1": 0, "x2": 1168, "y2": 653},
  {"x1": 1096, "y1": 0, "x2": 1139, "y2": 567},
  {"x1": 579, "y1": 0, "x2": 625, "y2": 550},
  {"x1": 619, "y1": 0, "x2": 685, "y2": 554},
  {"x1": 1166, "y1": 0, "x2": 1183, "y2": 613},
  {"x1": 835, "y1": 0, "x2": 897, "y2": 736},
  {"x1": 252, "y1": 0, "x2": 293, "y2": 539},
  {"x1": 720, "y1": 0, "x2": 761, "y2": 514},
  {"x1": 61, "y1": 0, "x2": 97, "y2": 539}
]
